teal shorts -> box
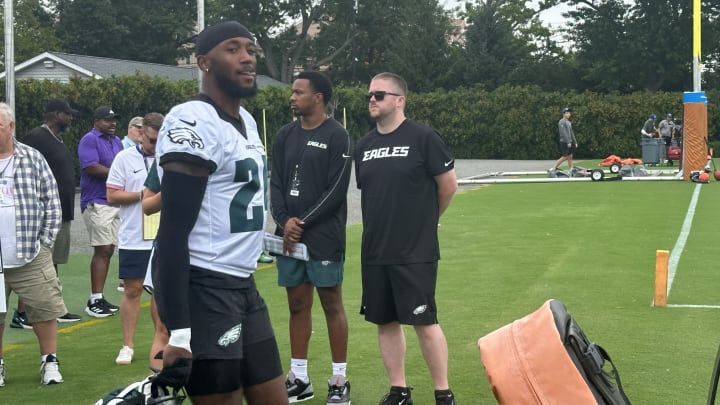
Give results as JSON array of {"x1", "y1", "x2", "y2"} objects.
[{"x1": 276, "y1": 255, "x2": 344, "y2": 288}]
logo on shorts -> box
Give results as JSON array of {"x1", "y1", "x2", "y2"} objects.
[
  {"x1": 322, "y1": 261, "x2": 331, "y2": 266},
  {"x1": 412, "y1": 305, "x2": 427, "y2": 315},
  {"x1": 217, "y1": 323, "x2": 242, "y2": 347}
]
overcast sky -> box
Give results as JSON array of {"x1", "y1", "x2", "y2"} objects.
[{"x1": 439, "y1": 0, "x2": 574, "y2": 27}]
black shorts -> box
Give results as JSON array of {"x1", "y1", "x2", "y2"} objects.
[
  {"x1": 118, "y1": 249, "x2": 152, "y2": 279},
  {"x1": 185, "y1": 268, "x2": 282, "y2": 394},
  {"x1": 559, "y1": 143, "x2": 576, "y2": 157},
  {"x1": 360, "y1": 262, "x2": 438, "y2": 325}
]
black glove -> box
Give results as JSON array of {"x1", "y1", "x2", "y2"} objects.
[{"x1": 150, "y1": 357, "x2": 192, "y2": 394}]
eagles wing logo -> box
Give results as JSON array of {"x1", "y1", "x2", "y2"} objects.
[
  {"x1": 217, "y1": 323, "x2": 242, "y2": 347},
  {"x1": 167, "y1": 127, "x2": 204, "y2": 149}
]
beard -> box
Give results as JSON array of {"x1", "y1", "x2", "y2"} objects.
[{"x1": 216, "y1": 73, "x2": 258, "y2": 99}]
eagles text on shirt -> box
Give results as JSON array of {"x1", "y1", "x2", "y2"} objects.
[{"x1": 362, "y1": 146, "x2": 410, "y2": 161}]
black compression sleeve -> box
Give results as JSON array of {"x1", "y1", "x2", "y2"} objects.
[{"x1": 154, "y1": 170, "x2": 208, "y2": 331}]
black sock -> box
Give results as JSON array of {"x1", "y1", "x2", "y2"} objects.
[{"x1": 435, "y1": 389, "x2": 453, "y2": 398}]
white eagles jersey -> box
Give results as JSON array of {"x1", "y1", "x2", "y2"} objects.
[{"x1": 156, "y1": 100, "x2": 266, "y2": 278}]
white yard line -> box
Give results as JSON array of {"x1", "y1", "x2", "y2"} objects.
[
  {"x1": 666, "y1": 183, "x2": 702, "y2": 297},
  {"x1": 660, "y1": 183, "x2": 720, "y2": 309}
]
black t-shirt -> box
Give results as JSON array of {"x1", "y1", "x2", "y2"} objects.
[
  {"x1": 270, "y1": 119, "x2": 351, "y2": 261},
  {"x1": 354, "y1": 119, "x2": 454, "y2": 265},
  {"x1": 22, "y1": 126, "x2": 76, "y2": 221}
]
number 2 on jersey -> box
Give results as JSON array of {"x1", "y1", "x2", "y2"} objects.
[{"x1": 230, "y1": 158, "x2": 264, "y2": 233}]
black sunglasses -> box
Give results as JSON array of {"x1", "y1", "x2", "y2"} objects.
[{"x1": 366, "y1": 91, "x2": 402, "y2": 101}]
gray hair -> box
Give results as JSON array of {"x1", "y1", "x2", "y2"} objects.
[{"x1": 0, "y1": 102, "x2": 16, "y2": 125}]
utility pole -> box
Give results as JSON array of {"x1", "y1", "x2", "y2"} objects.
[
  {"x1": 4, "y1": 0, "x2": 14, "y2": 108},
  {"x1": 198, "y1": 0, "x2": 205, "y2": 91},
  {"x1": 352, "y1": 0, "x2": 358, "y2": 85}
]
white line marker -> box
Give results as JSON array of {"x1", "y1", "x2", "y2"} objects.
[
  {"x1": 666, "y1": 183, "x2": 703, "y2": 298},
  {"x1": 665, "y1": 304, "x2": 720, "y2": 309}
]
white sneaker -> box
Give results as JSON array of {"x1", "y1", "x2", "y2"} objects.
[
  {"x1": 115, "y1": 346, "x2": 134, "y2": 365},
  {"x1": 40, "y1": 355, "x2": 63, "y2": 385},
  {"x1": 0, "y1": 362, "x2": 6, "y2": 387}
]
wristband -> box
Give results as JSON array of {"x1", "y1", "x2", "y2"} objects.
[{"x1": 168, "y1": 328, "x2": 192, "y2": 352}]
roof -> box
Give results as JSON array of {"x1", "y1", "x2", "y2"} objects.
[{"x1": 0, "y1": 51, "x2": 287, "y2": 88}]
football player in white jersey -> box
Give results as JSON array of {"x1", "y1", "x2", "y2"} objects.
[{"x1": 151, "y1": 21, "x2": 287, "y2": 405}]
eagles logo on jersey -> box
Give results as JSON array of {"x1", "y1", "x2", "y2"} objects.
[{"x1": 167, "y1": 127, "x2": 204, "y2": 149}]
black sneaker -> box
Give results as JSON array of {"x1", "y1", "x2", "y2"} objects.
[
  {"x1": 10, "y1": 310, "x2": 32, "y2": 330},
  {"x1": 435, "y1": 389, "x2": 457, "y2": 405},
  {"x1": 57, "y1": 313, "x2": 81, "y2": 323},
  {"x1": 286, "y1": 371, "x2": 314, "y2": 402},
  {"x1": 379, "y1": 386, "x2": 413, "y2": 405},
  {"x1": 101, "y1": 298, "x2": 120, "y2": 312},
  {"x1": 85, "y1": 299, "x2": 115, "y2": 318},
  {"x1": 327, "y1": 375, "x2": 351, "y2": 405}
]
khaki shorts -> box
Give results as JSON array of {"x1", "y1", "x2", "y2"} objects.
[
  {"x1": 52, "y1": 220, "x2": 72, "y2": 264},
  {"x1": 82, "y1": 203, "x2": 119, "y2": 246},
  {"x1": 2, "y1": 246, "x2": 67, "y2": 323}
]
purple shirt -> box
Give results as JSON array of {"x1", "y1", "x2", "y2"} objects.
[{"x1": 78, "y1": 128, "x2": 123, "y2": 211}]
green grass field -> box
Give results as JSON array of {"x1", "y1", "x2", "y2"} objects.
[{"x1": 2, "y1": 174, "x2": 720, "y2": 404}]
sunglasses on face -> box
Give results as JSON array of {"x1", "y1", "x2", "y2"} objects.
[{"x1": 366, "y1": 91, "x2": 402, "y2": 101}]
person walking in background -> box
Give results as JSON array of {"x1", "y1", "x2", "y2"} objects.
[
  {"x1": 0, "y1": 102, "x2": 68, "y2": 386},
  {"x1": 151, "y1": 21, "x2": 288, "y2": 404},
  {"x1": 641, "y1": 113, "x2": 657, "y2": 138},
  {"x1": 270, "y1": 70, "x2": 352, "y2": 404},
  {"x1": 353, "y1": 72, "x2": 459, "y2": 405},
  {"x1": 549, "y1": 107, "x2": 578, "y2": 172},
  {"x1": 78, "y1": 106, "x2": 123, "y2": 318},
  {"x1": 106, "y1": 112, "x2": 163, "y2": 366},
  {"x1": 15, "y1": 99, "x2": 82, "y2": 327},
  {"x1": 121, "y1": 116, "x2": 144, "y2": 149}
]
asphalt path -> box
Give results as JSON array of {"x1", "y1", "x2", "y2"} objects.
[{"x1": 68, "y1": 159, "x2": 554, "y2": 254}]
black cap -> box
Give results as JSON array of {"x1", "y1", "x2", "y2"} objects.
[
  {"x1": 196, "y1": 21, "x2": 254, "y2": 56},
  {"x1": 44, "y1": 99, "x2": 78, "y2": 115},
  {"x1": 93, "y1": 106, "x2": 121, "y2": 120}
]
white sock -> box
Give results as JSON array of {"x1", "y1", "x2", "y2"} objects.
[
  {"x1": 89, "y1": 293, "x2": 103, "y2": 303},
  {"x1": 290, "y1": 358, "x2": 309, "y2": 383},
  {"x1": 41, "y1": 353, "x2": 56, "y2": 362},
  {"x1": 332, "y1": 362, "x2": 347, "y2": 378}
]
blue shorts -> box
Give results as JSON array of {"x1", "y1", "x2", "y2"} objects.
[
  {"x1": 276, "y1": 255, "x2": 344, "y2": 287},
  {"x1": 118, "y1": 249, "x2": 152, "y2": 279}
]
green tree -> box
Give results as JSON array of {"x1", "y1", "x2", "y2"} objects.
[
  {"x1": 53, "y1": 0, "x2": 195, "y2": 64},
  {"x1": 206, "y1": 0, "x2": 454, "y2": 90},
  {"x1": 563, "y1": 0, "x2": 720, "y2": 92},
  {"x1": 0, "y1": 0, "x2": 61, "y2": 68},
  {"x1": 313, "y1": 0, "x2": 455, "y2": 91},
  {"x1": 206, "y1": 0, "x2": 342, "y2": 83},
  {"x1": 460, "y1": 0, "x2": 565, "y2": 90}
]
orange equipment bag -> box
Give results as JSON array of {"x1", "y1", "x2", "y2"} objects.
[
  {"x1": 599, "y1": 155, "x2": 622, "y2": 166},
  {"x1": 478, "y1": 299, "x2": 631, "y2": 404}
]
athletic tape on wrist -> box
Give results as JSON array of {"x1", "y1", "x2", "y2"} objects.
[{"x1": 168, "y1": 328, "x2": 192, "y2": 352}]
